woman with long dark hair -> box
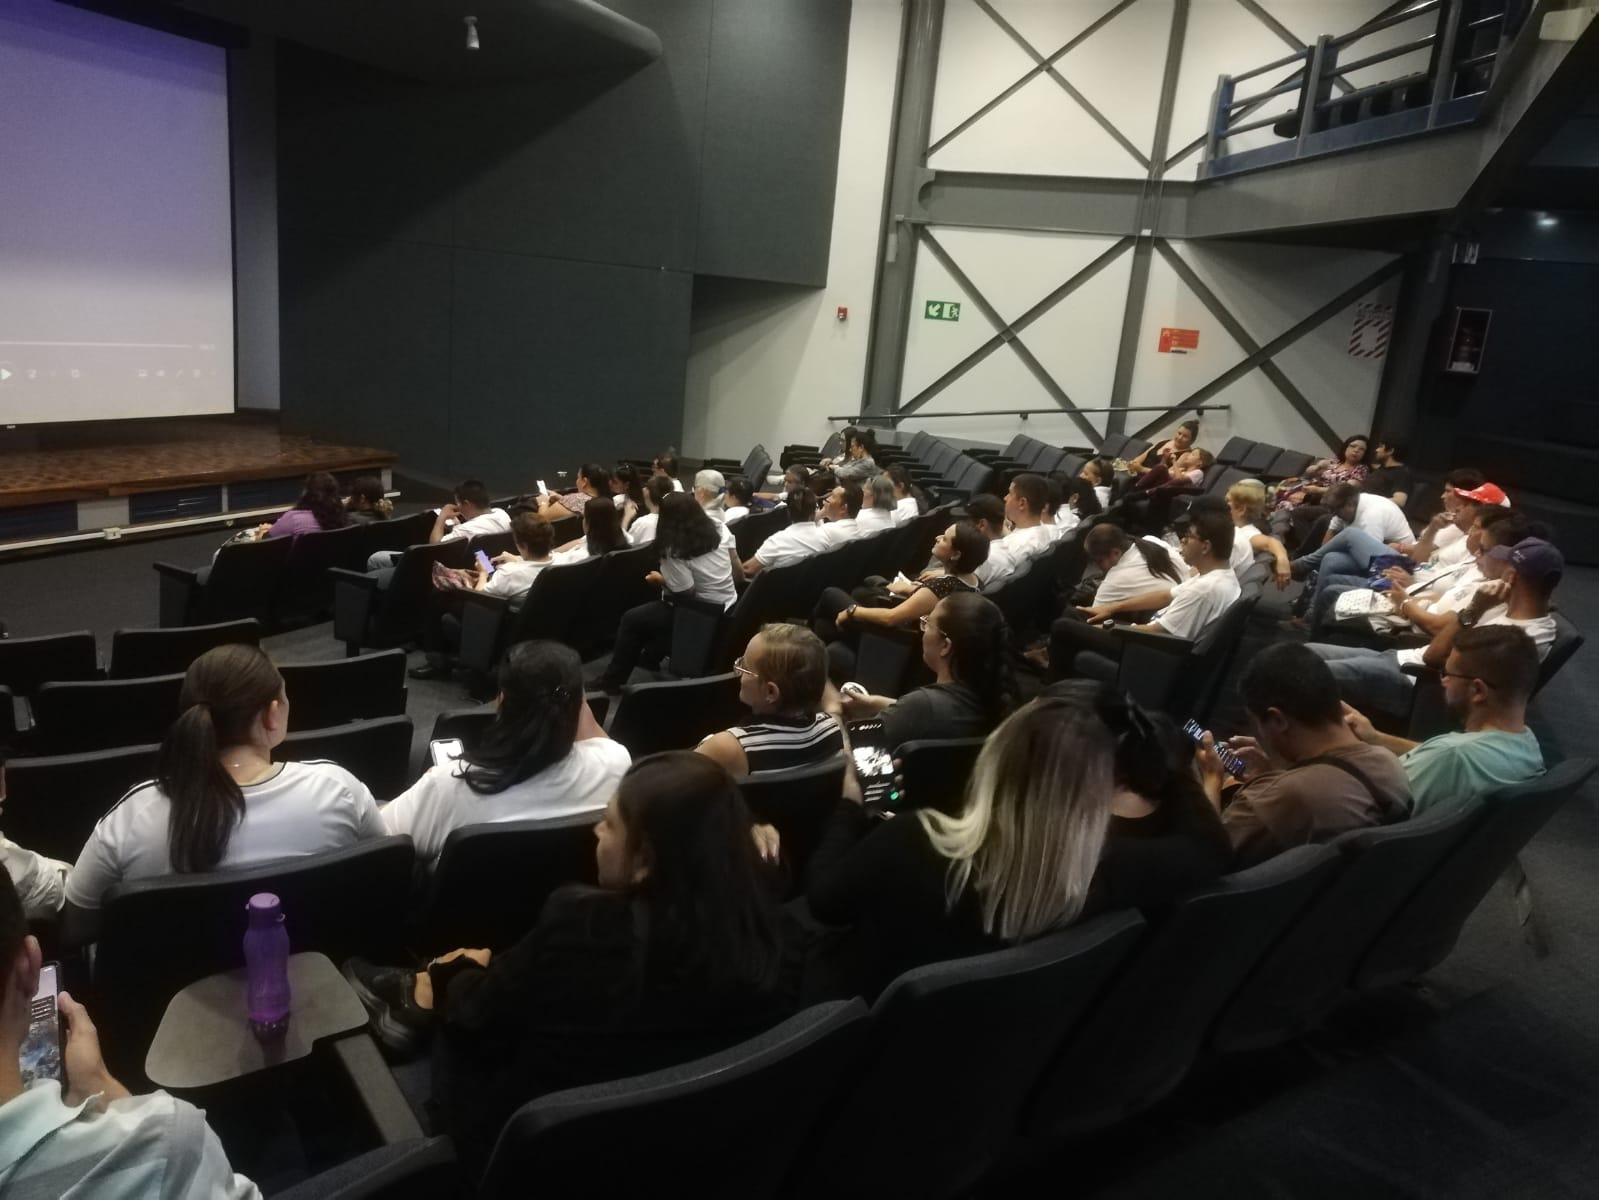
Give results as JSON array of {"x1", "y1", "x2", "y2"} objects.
[
  {"x1": 256, "y1": 471, "x2": 349, "y2": 539},
  {"x1": 552, "y1": 495, "x2": 628, "y2": 563},
  {"x1": 839, "y1": 592, "x2": 1016, "y2": 747},
  {"x1": 64, "y1": 645, "x2": 385, "y2": 913},
  {"x1": 385, "y1": 641, "x2": 628, "y2": 864},
  {"x1": 344, "y1": 475, "x2": 394, "y2": 524},
  {"x1": 1072, "y1": 521, "x2": 1186, "y2": 614},
  {"x1": 591, "y1": 493, "x2": 738, "y2": 692},
  {"x1": 346, "y1": 752, "x2": 801, "y2": 1167},
  {"x1": 609, "y1": 464, "x2": 647, "y2": 530}
]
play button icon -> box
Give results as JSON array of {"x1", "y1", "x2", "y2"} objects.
[{"x1": 0, "y1": 367, "x2": 12, "y2": 383}]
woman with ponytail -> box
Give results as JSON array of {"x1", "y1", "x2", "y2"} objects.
[
  {"x1": 64, "y1": 645, "x2": 385, "y2": 912},
  {"x1": 383, "y1": 641, "x2": 629, "y2": 866},
  {"x1": 838, "y1": 593, "x2": 1016, "y2": 748}
]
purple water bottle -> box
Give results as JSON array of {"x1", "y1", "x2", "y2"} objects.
[{"x1": 243, "y1": 892, "x2": 291, "y2": 1041}]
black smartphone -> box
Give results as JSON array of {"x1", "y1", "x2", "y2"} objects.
[
  {"x1": 848, "y1": 719, "x2": 902, "y2": 808},
  {"x1": 1181, "y1": 719, "x2": 1247, "y2": 779},
  {"x1": 20, "y1": 962, "x2": 63, "y2": 1087}
]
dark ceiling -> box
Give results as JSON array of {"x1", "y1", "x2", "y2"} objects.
[{"x1": 60, "y1": 0, "x2": 661, "y2": 83}]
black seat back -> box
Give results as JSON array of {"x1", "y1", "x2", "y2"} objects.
[
  {"x1": 1237, "y1": 442, "x2": 1284, "y2": 475},
  {"x1": 0, "y1": 630, "x2": 99, "y2": 696},
  {"x1": 575, "y1": 544, "x2": 659, "y2": 657},
  {"x1": 1024, "y1": 844, "x2": 1340, "y2": 1138},
  {"x1": 419, "y1": 813, "x2": 600, "y2": 954},
  {"x1": 1118, "y1": 584, "x2": 1261, "y2": 720},
  {"x1": 1097, "y1": 433, "x2": 1130, "y2": 459},
  {"x1": 428, "y1": 705, "x2": 498, "y2": 753},
  {"x1": 738, "y1": 759, "x2": 846, "y2": 889},
  {"x1": 481, "y1": 999, "x2": 871, "y2": 1200},
  {"x1": 279, "y1": 650, "x2": 408, "y2": 731},
  {"x1": 95, "y1": 836, "x2": 416, "y2": 1084},
  {"x1": 31, "y1": 674, "x2": 184, "y2": 754},
  {"x1": 4, "y1": 743, "x2": 161, "y2": 862},
  {"x1": 507, "y1": 555, "x2": 606, "y2": 650},
  {"x1": 1216, "y1": 436, "x2": 1256, "y2": 466},
  {"x1": 108, "y1": 618, "x2": 262, "y2": 680},
  {"x1": 1355, "y1": 758, "x2": 1598, "y2": 990},
  {"x1": 276, "y1": 716, "x2": 414, "y2": 799},
  {"x1": 609, "y1": 673, "x2": 746, "y2": 758},
  {"x1": 852, "y1": 628, "x2": 920, "y2": 698},
  {"x1": 359, "y1": 510, "x2": 437, "y2": 558},
  {"x1": 734, "y1": 506, "x2": 790, "y2": 562},
  {"x1": 196, "y1": 534, "x2": 296, "y2": 624},
  {"x1": 280, "y1": 523, "x2": 370, "y2": 618},
  {"x1": 1537, "y1": 611, "x2": 1584, "y2": 696},
  {"x1": 1267, "y1": 448, "x2": 1315, "y2": 480},
  {"x1": 892, "y1": 737, "x2": 986, "y2": 813},
  {"x1": 1208, "y1": 802, "x2": 1480, "y2": 1053},
  {"x1": 798, "y1": 912, "x2": 1146, "y2": 1199},
  {"x1": 367, "y1": 542, "x2": 473, "y2": 647}
]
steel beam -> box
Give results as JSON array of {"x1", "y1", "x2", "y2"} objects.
[{"x1": 914, "y1": 173, "x2": 1193, "y2": 238}]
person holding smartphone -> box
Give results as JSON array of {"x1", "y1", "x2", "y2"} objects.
[{"x1": 0, "y1": 871, "x2": 261, "y2": 1196}]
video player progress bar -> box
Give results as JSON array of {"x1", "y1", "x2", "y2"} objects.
[{"x1": 0, "y1": 340, "x2": 196, "y2": 349}]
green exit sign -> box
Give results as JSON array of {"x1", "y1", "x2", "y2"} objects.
[{"x1": 924, "y1": 300, "x2": 962, "y2": 321}]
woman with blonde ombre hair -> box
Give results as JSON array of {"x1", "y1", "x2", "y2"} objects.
[
  {"x1": 1221, "y1": 481, "x2": 1292, "y2": 587},
  {"x1": 805, "y1": 697, "x2": 1115, "y2": 999}
]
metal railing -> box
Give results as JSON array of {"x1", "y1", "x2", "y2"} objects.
[
  {"x1": 1201, "y1": 0, "x2": 1522, "y2": 178},
  {"x1": 825, "y1": 405, "x2": 1231, "y2": 426}
]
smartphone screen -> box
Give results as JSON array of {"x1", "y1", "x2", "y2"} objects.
[
  {"x1": 430, "y1": 738, "x2": 465, "y2": 769},
  {"x1": 536, "y1": 479, "x2": 548, "y2": 496},
  {"x1": 1181, "y1": 719, "x2": 1247, "y2": 779},
  {"x1": 849, "y1": 720, "x2": 902, "y2": 807},
  {"x1": 20, "y1": 963, "x2": 62, "y2": 1087},
  {"x1": 475, "y1": 550, "x2": 495, "y2": 576}
]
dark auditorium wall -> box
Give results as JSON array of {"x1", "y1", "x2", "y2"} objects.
[{"x1": 275, "y1": 0, "x2": 850, "y2": 490}]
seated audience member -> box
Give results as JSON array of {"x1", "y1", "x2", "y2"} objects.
[
  {"x1": 839, "y1": 593, "x2": 1016, "y2": 746},
  {"x1": 887, "y1": 465, "x2": 922, "y2": 525},
  {"x1": 1341, "y1": 625, "x2": 1543, "y2": 816},
  {"x1": 533, "y1": 464, "x2": 612, "y2": 521},
  {"x1": 253, "y1": 471, "x2": 349, "y2": 540},
  {"x1": 1044, "y1": 681, "x2": 1233, "y2": 909},
  {"x1": 832, "y1": 521, "x2": 986, "y2": 628},
  {"x1": 694, "y1": 469, "x2": 727, "y2": 522},
  {"x1": 1270, "y1": 434, "x2": 1371, "y2": 535},
  {"x1": 1125, "y1": 418, "x2": 1199, "y2": 475},
  {"x1": 723, "y1": 477, "x2": 754, "y2": 524},
  {"x1": 1363, "y1": 438, "x2": 1413, "y2": 509},
  {"x1": 1309, "y1": 536, "x2": 1563, "y2": 718},
  {"x1": 805, "y1": 697, "x2": 1114, "y2": 1000},
  {"x1": 592, "y1": 494, "x2": 739, "y2": 692},
  {"x1": 610, "y1": 464, "x2": 646, "y2": 529},
  {"x1": 0, "y1": 870, "x2": 263, "y2": 1196},
  {"x1": 828, "y1": 427, "x2": 879, "y2": 481},
  {"x1": 344, "y1": 474, "x2": 394, "y2": 523},
  {"x1": 367, "y1": 479, "x2": 509, "y2": 579},
  {"x1": 1195, "y1": 643, "x2": 1411, "y2": 867},
  {"x1": 1076, "y1": 523, "x2": 1187, "y2": 617},
  {"x1": 1130, "y1": 447, "x2": 1212, "y2": 492},
  {"x1": 347, "y1": 753, "x2": 803, "y2": 1168},
  {"x1": 1286, "y1": 480, "x2": 1415, "y2": 618},
  {"x1": 977, "y1": 473, "x2": 1053, "y2": 592},
  {"x1": 627, "y1": 474, "x2": 674, "y2": 547},
  {"x1": 1055, "y1": 474, "x2": 1104, "y2": 526},
  {"x1": 857, "y1": 475, "x2": 897, "y2": 534},
  {"x1": 1222, "y1": 482, "x2": 1292, "y2": 586},
  {"x1": 741, "y1": 484, "x2": 860, "y2": 577},
  {"x1": 698, "y1": 625, "x2": 845, "y2": 775},
  {"x1": 1048, "y1": 510, "x2": 1238, "y2": 681},
  {"x1": 1081, "y1": 457, "x2": 1114, "y2": 508},
  {"x1": 1426, "y1": 470, "x2": 1492, "y2": 552},
  {"x1": 652, "y1": 450, "x2": 685, "y2": 492},
  {"x1": 551, "y1": 496, "x2": 628, "y2": 564},
  {"x1": 0, "y1": 754, "x2": 68, "y2": 920},
  {"x1": 755, "y1": 464, "x2": 809, "y2": 507},
  {"x1": 64, "y1": 646, "x2": 385, "y2": 918},
  {"x1": 1041, "y1": 475, "x2": 1076, "y2": 539},
  {"x1": 385, "y1": 642, "x2": 628, "y2": 865},
  {"x1": 964, "y1": 493, "x2": 1008, "y2": 541}
]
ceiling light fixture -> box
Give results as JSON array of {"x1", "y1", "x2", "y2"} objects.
[{"x1": 464, "y1": 16, "x2": 480, "y2": 50}]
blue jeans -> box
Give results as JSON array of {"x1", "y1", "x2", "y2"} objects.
[
  {"x1": 1297, "y1": 527, "x2": 1393, "y2": 620},
  {"x1": 1307, "y1": 642, "x2": 1415, "y2": 717},
  {"x1": 1309, "y1": 572, "x2": 1370, "y2": 633}
]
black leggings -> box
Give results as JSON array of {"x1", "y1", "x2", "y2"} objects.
[
  {"x1": 598, "y1": 599, "x2": 674, "y2": 689},
  {"x1": 1048, "y1": 609, "x2": 1123, "y2": 681}
]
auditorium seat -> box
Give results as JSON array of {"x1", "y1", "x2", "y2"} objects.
[
  {"x1": 738, "y1": 761, "x2": 846, "y2": 893},
  {"x1": 1236, "y1": 442, "x2": 1284, "y2": 476},
  {"x1": 0, "y1": 630, "x2": 100, "y2": 697},
  {"x1": 892, "y1": 737, "x2": 986, "y2": 813},
  {"x1": 0, "y1": 686, "x2": 14, "y2": 748},
  {"x1": 732, "y1": 506, "x2": 789, "y2": 562},
  {"x1": 1216, "y1": 436, "x2": 1256, "y2": 466},
  {"x1": 479, "y1": 999, "x2": 870, "y2": 1200},
  {"x1": 852, "y1": 627, "x2": 921, "y2": 698},
  {"x1": 667, "y1": 596, "x2": 729, "y2": 679},
  {"x1": 107, "y1": 618, "x2": 262, "y2": 679},
  {"x1": 358, "y1": 510, "x2": 437, "y2": 558},
  {"x1": 1266, "y1": 448, "x2": 1316, "y2": 481},
  {"x1": 156, "y1": 533, "x2": 294, "y2": 628},
  {"x1": 607, "y1": 674, "x2": 745, "y2": 758},
  {"x1": 571, "y1": 544, "x2": 658, "y2": 658},
  {"x1": 1097, "y1": 433, "x2": 1131, "y2": 460},
  {"x1": 277, "y1": 716, "x2": 414, "y2": 800},
  {"x1": 273, "y1": 1137, "x2": 458, "y2": 1200},
  {"x1": 1023, "y1": 844, "x2": 1340, "y2": 1139},
  {"x1": 4, "y1": 742, "x2": 160, "y2": 862},
  {"x1": 795, "y1": 911, "x2": 1145, "y2": 1200},
  {"x1": 30, "y1": 673, "x2": 184, "y2": 754},
  {"x1": 1354, "y1": 758, "x2": 1598, "y2": 992},
  {"x1": 417, "y1": 813, "x2": 600, "y2": 955},
  {"x1": 279, "y1": 523, "x2": 370, "y2": 622},
  {"x1": 457, "y1": 554, "x2": 605, "y2": 675},
  {"x1": 1207, "y1": 802, "x2": 1480, "y2": 1053},
  {"x1": 91, "y1": 835, "x2": 416, "y2": 1085},
  {"x1": 1110, "y1": 580, "x2": 1263, "y2": 721},
  {"x1": 331, "y1": 541, "x2": 471, "y2": 656},
  {"x1": 425, "y1": 693, "x2": 611, "y2": 756},
  {"x1": 279, "y1": 650, "x2": 408, "y2": 731}
]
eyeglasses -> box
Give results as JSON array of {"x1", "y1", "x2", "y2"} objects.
[
  {"x1": 1439, "y1": 669, "x2": 1498, "y2": 688},
  {"x1": 732, "y1": 656, "x2": 757, "y2": 678}
]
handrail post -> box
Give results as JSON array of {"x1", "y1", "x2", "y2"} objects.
[
  {"x1": 1295, "y1": 36, "x2": 1334, "y2": 156},
  {"x1": 1428, "y1": 0, "x2": 1464, "y2": 125},
  {"x1": 1204, "y1": 74, "x2": 1232, "y2": 165}
]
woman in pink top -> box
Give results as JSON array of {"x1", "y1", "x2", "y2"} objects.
[{"x1": 256, "y1": 472, "x2": 351, "y2": 539}]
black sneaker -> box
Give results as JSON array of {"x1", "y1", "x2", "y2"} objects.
[
  {"x1": 408, "y1": 662, "x2": 451, "y2": 681},
  {"x1": 343, "y1": 958, "x2": 433, "y2": 1054}
]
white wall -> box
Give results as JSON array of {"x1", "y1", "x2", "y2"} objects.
[{"x1": 681, "y1": 0, "x2": 902, "y2": 459}]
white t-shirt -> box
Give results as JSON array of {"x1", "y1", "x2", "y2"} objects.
[
  {"x1": 552, "y1": 544, "x2": 592, "y2": 566},
  {"x1": 1054, "y1": 507, "x2": 1081, "y2": 533},
  {"x1": 662, "y1": 544, "x2": 738, "y2": 610},
  {"x1": 1435, "y1": 523, "x2": 1465, "y2": 551},
  {"x1": 1153, "y1": 566, "x2": 1242, "y2": 641},
  {"x1": 1229, "y1": 522, "x2": 1263, "y2": 572},
  {"x1": 754, "y1": 520, "x2": 833, "y2": 569},
  {"x1": 857, "y1": 507, "x2": 895, "y2": 534},
  {"x1": 671, "y1": 478, "x2": 685, "y2": 492},
  {"x1": 1395, "y1": 605, "x2": 1558, "y2": 671},
  {"x1": 1094, "y1": 485, "x2": 1112, "y2": 508},
  {"x1": 1330, "y1": 493, "x2": 1411, "y2": 545},
  {"x1": 1428, "y1": 566, "x2": 1485, "y2": 615},
  {"x1": 382, "y1": 738, "x2": 630, "y2": 866},
  {"x1": 483, "y1": 557, "x2": 550, "y2": 601},
  {"x1": 65, "y1": 761, "x2": 386, "y2": 909},
  {"x1": 894, "y1": 497, "x2": 919, "y2": 526},
  {"x1": 440, "y1": 508, "x2": 511, "y2": 544},
  {"x1": 628, "y1": 513, "x2": 659, "y2": 546},
  {"x1": 819, "y1": 517, "x2": 860, "y2": 549},
  {"x1": 1095, "y1": 538, "x2": 1182, "y2": 608},
  {"x1": 977, "y1": 523, "x2": 1053, "y2": 590},
  {"x1": 724, "y1": 506, "x2": 749, "y2": 525}
]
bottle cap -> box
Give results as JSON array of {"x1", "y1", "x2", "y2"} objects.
[{"x1": 246, "y1": 892, "x2": 281, "y2": 916}]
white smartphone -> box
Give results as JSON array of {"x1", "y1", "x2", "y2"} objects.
[
  {"x1": 20, "y1": 962, "x2": 63, "y2": 1087},
  {"x1": 430, "y1": 737, "x2": 464, "y2": 768}
]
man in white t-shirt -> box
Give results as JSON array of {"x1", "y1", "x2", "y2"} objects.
[
  {"x1": 978, "y1": 474, "x2": 1054, "y2": 592},
  {"x1": 364, "y1": 479, "x2": 510, "y2": 582},
  {"x1": 1048, "y1": 509, "x2": 1239, "y2": 681},
  {"x1": 744, "y1": 484, "x2": 861, "y2": 576},
  {"x1": 1288, "y1": 481, "x2": 1415, "y2": 623},
  {"x1": 1309, "y1": 536, "x2": 1563, "y2": 718}
]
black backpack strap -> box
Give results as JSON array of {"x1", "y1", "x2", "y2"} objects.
[{"x1": 1300, "y1": 753, "x2": 1384, "y2": 802}]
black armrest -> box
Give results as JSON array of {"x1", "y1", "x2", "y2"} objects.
[
  {"x1": 329, "y1": 567, "x2": 380, "y2": 591},
  {"x1": 328, "y1": 1034, "x2": 426, "y2": 1146},
  {"x1": 1399, "y1": 661, "x2": 1435, "y2": 679},
  {"x1": 1110, "y1": 625, "x2": 1196, "y2": 654},
  {"x1": 153, "y1": 561, "x2": 202, "y2": 627},
  {"x1": 274, "y1": 1137, "x2": 458, "y2": 1200},
  {"x1": 152, "y1": 561, "x2": 201, "y2": 584},
  {"x1": 330, "y1": 568, "x2": 381, "y2": 656},
  {"x1": 1113, "y1": 626, "x2": 1197, "y2": 711}
]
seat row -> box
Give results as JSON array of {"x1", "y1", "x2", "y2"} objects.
[{"x1": 99, "y1": 757, "x2": 1597, "y2": 1198}]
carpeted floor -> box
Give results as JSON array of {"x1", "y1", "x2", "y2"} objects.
[{"x1": 2, "y1": 528, "x2": 1596, "y2": 1196}]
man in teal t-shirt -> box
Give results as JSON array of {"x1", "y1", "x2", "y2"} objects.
[{"x1": 1341, "y1": 623, "x2": 1544, "y2": 814}]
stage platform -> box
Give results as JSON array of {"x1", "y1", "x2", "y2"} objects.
[{"x1": 0, "y1": 416, "x2": 395, "y2": 549}]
